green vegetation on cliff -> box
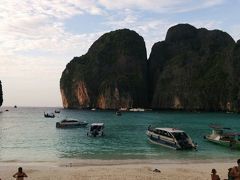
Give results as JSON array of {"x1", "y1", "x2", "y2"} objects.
[
  {"x1": 61, "y1": 24, "x2": 240, "y2": 111},
  {"x1": 149, "y1": 24, "x2": 238, "y2": 111},
  {"x1": 60, "y1": 29, "x2": 148, "y2": 109}
]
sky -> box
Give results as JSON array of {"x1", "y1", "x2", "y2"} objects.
[{"x1": 0, "y1": 0, "x2": 240, "y2": 107}]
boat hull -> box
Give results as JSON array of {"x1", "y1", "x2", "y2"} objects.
[
  {"x1": 205, "y1": 136, "x2": 240, "y2": 149},
  {"x1": 147, "y1": 136, "x2": 179, "y2": 150},
  {"x1": 56, "y1": 122, "x2": 88, "y2": 128},
  {"x1": 87, "y1": 131, "x2": 104, "y2": 137},
  {"x1": 44, "y1": 115, "x2": 55, "y2": 118},
  {"x1": 146, "y1": 130, "x2": 181, "y2": 150},
  {"x1": 146, "y1": 130, "x2": 196, "y2": 150}
]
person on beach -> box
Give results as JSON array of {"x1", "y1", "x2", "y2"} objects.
[
  {"x1": 228, "y1": 168, "x2": 233, "y2": 180},
  {"x1": 211, "y1": 169, "x2": 220, "y2": 180},
  {"x1": 13, "y1": 167, "x2": 28, "y2": 180},
  {"x1": 230, "y1": 159, "x2": 240, "y2": 180}
]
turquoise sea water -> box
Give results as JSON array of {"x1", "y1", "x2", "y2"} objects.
[{"x1": 0, "y1": 107, "x2": 240, "y2": 162}]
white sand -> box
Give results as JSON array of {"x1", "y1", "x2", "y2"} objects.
[{"x1": 0, "y1": 160, "x2": 236, "y2": 180}]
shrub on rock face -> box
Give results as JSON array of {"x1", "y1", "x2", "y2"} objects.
[
  {"x1": 60, "y1": 29, "x2": 148, "y2": 109},
  {"x1": 148, "y1": 23, "x2": 237, "y2": 111},
  {"x1": 60, "y1": 24, "x2": 240, "y2": 112}
]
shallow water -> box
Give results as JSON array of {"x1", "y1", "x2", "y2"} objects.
[{"x1": 0, "y1": 107, "x2": 239, "y2": 162}]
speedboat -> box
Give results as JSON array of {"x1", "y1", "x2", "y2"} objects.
[
  {"x1": 44, "y1": 112, "x2": 55, "y2": 118},
  {"x1": 146, "y1": 126, "x2": 197, "y2": 150},
  {"x1": 56, "y1": 119, "x2": 88, "y2": 128},
  {"x1": 204, "y1": 124, "x2": 240, "y2": 149},
  {"x1": 87, "y1": 123, "x2": 104, "y2": 137}
]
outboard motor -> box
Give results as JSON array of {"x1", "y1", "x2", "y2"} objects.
[{"x1": 92, "y1": 129, "x2": 99, "y2": 137}]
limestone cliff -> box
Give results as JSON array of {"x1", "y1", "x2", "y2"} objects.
[
  {"x1": 60, "y1": 24, "x2": 240, "y2": 111},
  {"x1": 60, "y1": 29, "x2": 148, "y2": 109},
  {"x1": 148, "y1": 24, "x2": 237, "y2": 111}
]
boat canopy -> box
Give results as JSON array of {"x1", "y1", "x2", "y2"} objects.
[
  {"x1": 155, "y1": 127, "x2": 184, "y2": 133},
  {"x1": 91, "y1": 123, "x2": 104, "y2": 126},
  {"x1": 222, "y1": 132, "x2": 240, "y2": 136},
  {"x1": 61, "y1": 119, "x2": 79, "y2": 123},
  {"x1": 209, "y1": 124, "x2": 232, "y2": 130}
]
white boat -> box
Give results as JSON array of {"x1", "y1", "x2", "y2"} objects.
[
  {"x1": 129, "y1": 108, "x2": 145, "y2": 112},
  {"x1": 204, "y1": 125, "x2": 240, "y2": 149},
  {"x1": 56, "y1": 119, "x2": 88, "y2": 128},
  {"x1": 146, "y1": 126, "x2": 197, "y2": 150},
  {"x1": 120, "y1": 107, "x2": 128, "y2": 111},
  {"x1": 87, "y1": 123, "x2": 104, "y2": 137}
]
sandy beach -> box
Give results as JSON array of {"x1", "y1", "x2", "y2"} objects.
[{"x1": 0, "y1": 160, "x2": 236, "y2": 180}]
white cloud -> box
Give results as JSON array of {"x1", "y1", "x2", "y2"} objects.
[
  {"x1": 0, "y1": 0, "x2": 233, "y2": 106},
  {"x1": 0, "y1": 0, "x2": 106, "y2": 106},
  {"x1": 229, "y1": 25, "x2": 240, "y2": 41},
  {"x1": 188, "y1": 20, "x2": 222, "y2": 30},
  {"x1": 98, "y1": 0, "x2": 184, "y2": 11},
  {"x1": 0, "y1": 0, "x2": 104, "y2": 56},
  {"x1": 98, "y1": 0, "x2": 225, "y2": 13}
]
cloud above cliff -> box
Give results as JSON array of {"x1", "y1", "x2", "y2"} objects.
[
  {"x1": 0, "y1": 0, "x2": 239, "y2": 106},
  {"x1": 0, "y1": 0, "x2": 230, "y2": 57},
  {"x1": 98, "y1": 0, "x2": 225, "y2": 12}
]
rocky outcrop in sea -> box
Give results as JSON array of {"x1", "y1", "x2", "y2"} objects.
[
  {"x1": 148, "y1": 24, "x2": 238, "y2": 111},
  {"x1": 60, "y1": 29, "x2": 148, "y2": 109}
]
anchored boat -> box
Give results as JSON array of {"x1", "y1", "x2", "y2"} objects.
[
  {"x1": 56, "y1": 119, "x2": 88, "y2": 128},
  {"x1": 204, "y1": 125, "x2": 240, "y2": 149},
  {"x1": 87, "y1": 123, "x2": 104, "y2": 137},
  {"x1": 54, "y1": 109, "x2": 61, "y2": 113},
  {"x1": 146, "y1": 126, "x2": 197, "y2": 150},
  {"x1": 44, "y1": 112, "x2": 55, "y2": 118}
]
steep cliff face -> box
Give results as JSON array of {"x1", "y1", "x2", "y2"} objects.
[
  {"x1": 0, "y1": 81, "x2": 2, "y2": 107},
  {"x1": 61, "y1": 24, "x2": 240, "y2": 111},
  {"x1": 231, "y1": 40, "x2": 240, "y2": 111},
  {"x1": 148, "y1": 24, "x2": 236, "y2": 111},
  {"x1": 60, "y1": 29, "x2": 148, "y2": 109}
]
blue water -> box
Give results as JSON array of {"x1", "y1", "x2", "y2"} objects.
[{"x1": 0, "y1": 107, "x2": 240, "y2": 162}]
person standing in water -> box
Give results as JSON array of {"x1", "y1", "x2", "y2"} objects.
[{"x1": 13, "y1": 167, "x2": 28, "y2": 180}]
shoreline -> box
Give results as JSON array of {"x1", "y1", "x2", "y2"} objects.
[
  {"x1": 0, "y1": 158, "x2": 236, "y2": 166},
  {"x1": 0, "y1": 160, "x2": 236, "y2": 180}
]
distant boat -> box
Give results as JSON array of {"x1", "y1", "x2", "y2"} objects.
[
  {"x1": 44, "y1": 112, "x2": 55, "y2": 118},
  {"x1": 54, "y1": 109, "x2": 60, "y2": 113},
  {"x1": 91, "y1": 108, "x2": 96, "y2": 111},
  {"x1": 146, "y1": 126, "x2": 197, "y2": 150},
  {"x1": 120, "y1": 107, "x2": 128, "y2": 111},
  {"x1": 129, "y1": 108, "x2": 145, "y2": 112},
  {"x1": 204, "y1": 124, "x2": 240, "y2": 149},
  {"x1": 87, "y1": 123, "x2": 104, "y2": 137},
  {"x1": 56, "y1": 118, "x2": 88, "y2": 128}
]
